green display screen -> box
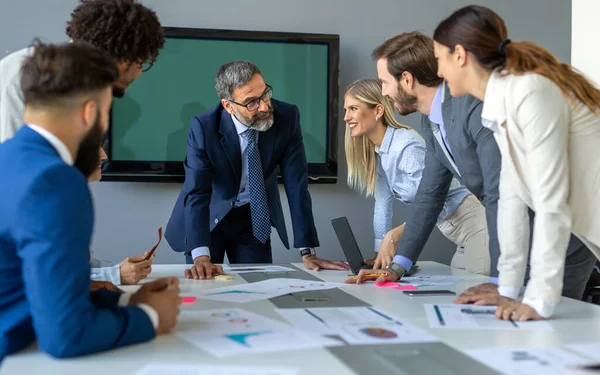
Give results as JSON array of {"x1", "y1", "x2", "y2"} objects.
[{"x1": 110, "y1": 36, "x2": 330, "y2": 164}]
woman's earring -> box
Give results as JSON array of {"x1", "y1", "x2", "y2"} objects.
[{"x1": 375, "y1": 116, "x2": 379, "y2": 122}]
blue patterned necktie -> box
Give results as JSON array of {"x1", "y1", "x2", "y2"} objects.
[{"x1": 244, "y1": 129, "x2": 271, "y2": 243}]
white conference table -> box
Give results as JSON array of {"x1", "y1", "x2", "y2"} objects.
[{"x1": 1, "y1": 261, "x2": 599, "y2": 374}]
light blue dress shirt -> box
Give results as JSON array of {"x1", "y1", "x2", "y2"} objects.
[
  {"x1": 371, "y1": 127, "x2": 470, "y2": 272},
  {"x1": 429, "y1": 84, "x2": 454, "y2": 158}
]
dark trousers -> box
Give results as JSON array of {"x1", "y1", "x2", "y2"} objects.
[
  {"x1": 526, "y1": 209, "x2": 597, "y2": 300},
  {"x1": 185, "y1": 204, "x2": 272, "y2": 264}
]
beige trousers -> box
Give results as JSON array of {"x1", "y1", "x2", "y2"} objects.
[{"x1": 437, "y1": 195, "x2": 491, "y2": 275}]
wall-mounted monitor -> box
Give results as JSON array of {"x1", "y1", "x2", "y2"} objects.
[{"x1": 102, "y1": 26, "x2": 340, "y2": 183}]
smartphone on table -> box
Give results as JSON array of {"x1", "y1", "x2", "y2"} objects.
[{"x1": 402, "y1": 290, "x2": 456, "y2": 296}]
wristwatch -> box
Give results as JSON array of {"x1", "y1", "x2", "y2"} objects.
[
  {"x1": 386, "y1": 262, "x2": 406, "y2": 279},
  {"x1": 299, "y1": 248, "x2": 316, "y2": 257}
]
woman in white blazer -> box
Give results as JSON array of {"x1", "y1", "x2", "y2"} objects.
[{"x1": 431, "y1": 5, "x2": 600, "y2": 321}]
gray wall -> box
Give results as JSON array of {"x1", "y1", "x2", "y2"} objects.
[{"x1": 0, "y1": 0, "x2": 571, "y2": 265}]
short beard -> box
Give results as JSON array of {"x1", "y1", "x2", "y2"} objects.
[
  {"x1": 112, "y1": 86, "x2": 125, "y2": 98},
  {"x1": 392, "y1": 84, "x2": 419, "y2": 116},
  {"x1": 234, "y1": 106, "x2": 274, "y2": 132}
]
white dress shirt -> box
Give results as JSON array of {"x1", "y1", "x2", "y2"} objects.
[
  {"x1": 481, "y1": 72, "x2": 600, "y2": 318},
  {"x1": 89, "y1": 251, "x2": 121, "y2": 285},
  {"x1": 0, "y1": 48, "x2": 31, "y2": 143},
  {"x1": 27, "y1": 124, "x2": 158, "y2": 330}
]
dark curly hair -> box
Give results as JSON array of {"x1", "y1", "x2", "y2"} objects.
[
  {"x1": 21, "y1": 40, "x2": 119, "y2": 107},
  {"x1": 66, "y1": 0, "x2": 164, "y2": 65}
]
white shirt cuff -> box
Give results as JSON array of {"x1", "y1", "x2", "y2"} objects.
[
  {"x1": 191, "y1": 246, "x2": 210, "y2": 260},
  {"x1": 498, "y1": 285, "x2": 520, "y2": 300},
  {"x1": 522, "y1": 298, "x2": 555, "y2": 319},
  {"x1": 118, "y1": 292, "x2": 159, "y2": 330},
  {"x1": 137, "y1": 304, "x2": 159, "y2": 330},
  {"x1": 374, "y1": 238, "x2": 383, "y2": 253},
  {"x1": 90, "y1": 264, "x2": 121, "y2": 285},
  {"x1": 118, "y1": 292, "x2": 132, "y2": 306}
]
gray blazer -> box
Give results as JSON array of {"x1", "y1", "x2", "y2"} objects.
[
  {"x1": 396, "y1": 85, "x2": 585, "y2": 277},
  {"x1": 396, "y1": 86, "x2": 502, "y2": 276}
]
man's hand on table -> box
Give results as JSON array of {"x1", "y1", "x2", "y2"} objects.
[{"x1": 185, "y1": 256, "x2": 226, "y2": 280}]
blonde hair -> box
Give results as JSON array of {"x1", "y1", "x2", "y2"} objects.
[{"x1": 344, "y1": 78, "x2": 410, "y2": 197}]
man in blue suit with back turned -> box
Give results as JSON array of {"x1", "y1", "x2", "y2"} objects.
[
  {"x1": 166, "y1": 61, "x2": 349, "y2": 279},
  {"x1": 0, "y1": 41, "x2": 180, "y2": 361}
]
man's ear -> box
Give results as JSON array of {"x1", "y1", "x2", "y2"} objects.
[
  {"x1": 221, "y1": 99, "x2": 235, "y2": 115},
  {"x1": 81, "y1": 99, "x2": 97, "y2": 131},
  {"x1": 401, "y1": 71, "x2": 415, "y2": 91}
]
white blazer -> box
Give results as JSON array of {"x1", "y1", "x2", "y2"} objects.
[{"x1": 481, "y1": 71, "x2": 600, "y2": 318}]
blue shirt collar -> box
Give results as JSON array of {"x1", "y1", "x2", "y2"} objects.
[
  {"x1": 231, "y1": 114, "x2": 250, "y2": 135},
  {"x1": 429, "y1": 84, "x2": 444, "y2": 125},
  {"x1": 375, "y1": 126, "x2": 395, "y2": 154}
]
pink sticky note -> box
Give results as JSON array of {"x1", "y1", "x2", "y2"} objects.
[
  {"x1": 394, "y1": 285, "x2": 418, "y2": 291},
  {"x1": 375, "y1": 281, "x2": 401, "y2": 288},
  {"x1": 182, "y1": 296, "x2": 197, "y2": 304}
]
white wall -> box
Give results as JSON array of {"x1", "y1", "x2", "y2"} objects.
[
  {"x1": 0, "y1": 0, "x2": 572, "y2": 265},
  {"x1": 572, "y1": 0, "x2": 600, "y2": 86}
]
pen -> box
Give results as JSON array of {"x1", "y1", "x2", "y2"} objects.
[{"x1": 346, "y1": 273, "x2": 388, "y2": 278}]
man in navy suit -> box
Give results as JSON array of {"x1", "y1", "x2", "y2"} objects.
[
  {"x1": 166, "y1": 61, "x2": 348, "y2": 279},
  {"x1": 0, "y1": 41, "x2": 180, "y2": 361}
]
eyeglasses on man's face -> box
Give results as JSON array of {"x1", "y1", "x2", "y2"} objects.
[{"x1": 230, "y1": 85, "x2": 273, "y2": 112}]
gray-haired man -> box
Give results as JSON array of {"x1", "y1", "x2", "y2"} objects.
[{"x1": 165, "y1": 60, "x2": 349, "y2": 279}]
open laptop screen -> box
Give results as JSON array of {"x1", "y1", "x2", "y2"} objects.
[{"x1": 331, "y1": 217, "x2": 366, "y2": 272}]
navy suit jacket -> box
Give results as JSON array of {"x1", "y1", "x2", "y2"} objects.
[
  {"x1": 0, "y1": 126, "x2": 154, "y2": 361},
  {"x1": 165, "y1": 99, "x2": 319, "y2": 256}
]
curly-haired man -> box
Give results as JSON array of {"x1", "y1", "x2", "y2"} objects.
[
  {"x1": 0, "y1": 0, "x2": 164, "y2": 290},
  {"x1": 0, "y1": 0, "x2": 165, "y2": 143}
]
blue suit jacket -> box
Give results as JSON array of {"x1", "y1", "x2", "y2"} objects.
[
  {"x1": 165, "y1": 99, "x2": 319, "y2": 256},
  {"x1": 0, "y1": 126, "x2": 154, "y2": 361}
]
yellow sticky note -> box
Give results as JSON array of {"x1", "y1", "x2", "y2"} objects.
[{"x1": 215, "y1": 275, "x2": 233, "y2": 281}]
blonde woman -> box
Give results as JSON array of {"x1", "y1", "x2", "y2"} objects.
[{"x1": 343, "y1": 78, "x2": 490, "y2": 283}]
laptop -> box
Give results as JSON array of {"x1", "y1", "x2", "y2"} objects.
[{"x1": 331, "y1": 216, "x2": 418, "y2": 276}]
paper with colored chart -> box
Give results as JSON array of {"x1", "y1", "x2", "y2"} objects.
[
  {"x1": 135, "y1": 364, "x2": 298, "y2": 375},
  {"x1": 425, "y1": 304, "x2": 553, "y2": 330},
  {"x1": 174, "y1": 308, "x2": 337, "y2": 357},
  {"x1": 465, "y1": 347, "x2": 589, "y2": 375},
  {"x1": 195, "y1": 278, "x2": 346, "y2": 303},
  {"x1": 275, "y1": 306, "x2": 438, "y2": 345},
  {"x1": 221, "y1": 265, "x2": 298, "y2": 274}
]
